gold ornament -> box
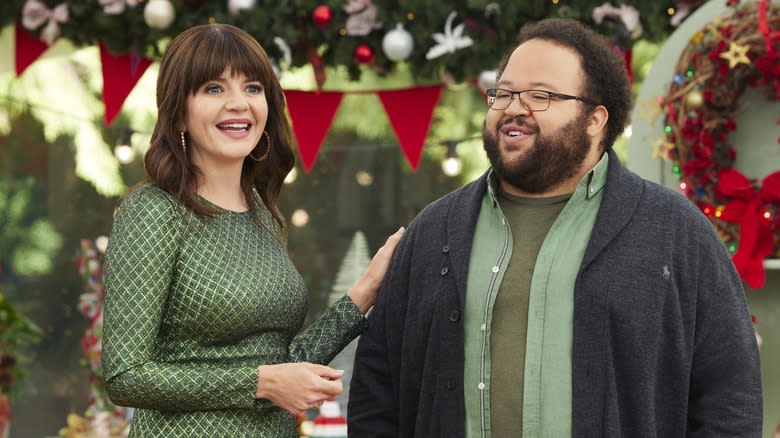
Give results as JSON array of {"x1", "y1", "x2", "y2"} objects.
[
  {"x1": 689, "y1": 31, "x2": 705, "y2": 45},
  {"x1": 719, "y1": 41, "x2": 750, "y2": 68},
  {"x1": 686, "y1": 90, "x2": 704, "y2": 109}
]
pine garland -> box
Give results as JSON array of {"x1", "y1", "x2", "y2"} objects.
[{"x1": 2, "y1": 0, "x2": 681, "y2": 82}]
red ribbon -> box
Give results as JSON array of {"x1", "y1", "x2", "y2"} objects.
[
  {"x1": 758, "y1": 0, "x2": 772, "y2": 53},
  {"x1": 758, "y1": 0, "x2": 780, "y2": 97},
  {"x1": 717, "y1": 169, "x2": 780, "y2": 288}
]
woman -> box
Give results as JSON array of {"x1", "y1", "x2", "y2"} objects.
[{"x1": 102, "y1": 23, "x2": 403, "y2": 437}]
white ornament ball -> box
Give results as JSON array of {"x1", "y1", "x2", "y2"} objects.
[
  {"x1": 144, "y1": 0, "x2": 175, "y2": 30},
  {"x1": 228, "y1": 0, "x2": 257, "y2": 16},
  {"x1": 382, "y1": 24, "x2": 414, "y2": 62},
  {"x1": 478, "y1": 70, "x2": 497, "y2": 92},
  {"x1": 95, "y1": 236, "x2": 110, "y2": 254}
]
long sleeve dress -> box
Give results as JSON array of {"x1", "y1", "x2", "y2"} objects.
[{"x1": 102, "y1": 184, "x2": 367, "y2": 437}]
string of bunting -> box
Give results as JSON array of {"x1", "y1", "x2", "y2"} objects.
[
  {"x1": 660, "y1": 0, "x2": 779, "y2": 288},
  {"x1": 15, "y1": 23, "x2": 446, "y2": 172},
  {"x1": 285, "y1": 84, "x2": 443, "y2": 172}
]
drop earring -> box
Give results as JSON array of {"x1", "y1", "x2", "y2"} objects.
[{"x1": 180, "y1": 131, "x2": 187, "y2": 152}]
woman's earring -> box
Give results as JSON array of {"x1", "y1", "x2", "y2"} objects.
[
  {"x1": 249, "y1": 131, "x2": 272, "y2": 162},
  {"x1": 180, "y1": 131, "x2": 187, "y2": 152}
]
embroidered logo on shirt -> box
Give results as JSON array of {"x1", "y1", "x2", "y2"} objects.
[{"x1": 662, "y1": 265, "x2": 671, "y2": 280}]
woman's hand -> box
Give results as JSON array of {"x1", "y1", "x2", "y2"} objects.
[
  {"x1": 255, "y1": 363, "x2": 344, "y2": 415},
  {"x1": 347, "y1": 227, "x2": 405, "y2": 314}
]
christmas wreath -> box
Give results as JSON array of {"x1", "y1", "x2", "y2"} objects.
[{"x1": 661, "y1": 0, "x2": 780, "y2": 288}]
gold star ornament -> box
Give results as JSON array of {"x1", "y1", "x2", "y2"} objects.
[{"x1": 720, "y1": 41, "x2": 750, "y2": 68}]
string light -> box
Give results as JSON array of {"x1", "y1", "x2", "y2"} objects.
[
  {"x1": 440, "y1": 140, "x2": 462, "y2": 177},
  {"x1": 291, "y1": 209, "x2": 310, "y2": 227},
  {"x1": 355, "y1": 170, "x2": 374, "y2": 186},
  {"x1": 113, "y1": 127, "x2": 135, "y2": 164},
  {"x1": 284, "y1": 167, "x2": 298, "y2": 184}
]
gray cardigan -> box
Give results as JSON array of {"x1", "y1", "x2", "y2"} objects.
[{"x1": 348, "y1": 149, "x2": 762, "y2": 437}]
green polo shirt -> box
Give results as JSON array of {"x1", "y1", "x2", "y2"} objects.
[{"x1": 463, "y1": 153, "x2": 608, "y2": 438}]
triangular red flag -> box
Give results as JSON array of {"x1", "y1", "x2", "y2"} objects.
[
  {"x1": 378, "y1": 85, "x2": 443, "y2": 171},
  {"x1": 15, "y1": 23, "x2": 51, "y2": 77},
  {"x1": 284, "y1": 90, "x2": 343, "y2": 172},
  {"x1": 100, "y1": 43, "x2": 152, "y2": 126}
]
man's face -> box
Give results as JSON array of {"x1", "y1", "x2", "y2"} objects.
[{"x1": 483, "y1": 39, "x2": 598, "y2": 195}]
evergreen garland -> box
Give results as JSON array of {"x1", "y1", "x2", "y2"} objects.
[{"x1": 3, "y1": 0, "x2": 682, "y2": 82}]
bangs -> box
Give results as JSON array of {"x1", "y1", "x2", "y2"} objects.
[{"x1": 184, "y1": 28, "x2": 270, "y2": 93}]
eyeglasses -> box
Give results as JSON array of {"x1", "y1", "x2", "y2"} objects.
[{"x1": 486, "y1": 88, "x2": 599, "y2": 112}]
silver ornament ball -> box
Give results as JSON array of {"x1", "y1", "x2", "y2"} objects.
[
  {"x1": 478, "y1": 70, "x2": 497, "y2": 92},
  {"x1": 144, "y1": 0, "x2": 176, "y2": 30},
  {"x1": 228, "y1": 0, "x2": 257, "y2": 16},
  {"x1": 382, "y1": 24, "x2": 414, "y2": 62}
]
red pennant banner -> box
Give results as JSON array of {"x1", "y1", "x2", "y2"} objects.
[
  {"x1": 378, "y1": 85, "x2": 443, "y2": 171},
  {"x1": 284, "y1": 90, "x2": 344, "y2": 172},
  {"x1": 15, "y1": 23, "x2": 51, "y2": 77},
  {"x1": 100, "y1": 43, "x2": 152, "y2": 126}
]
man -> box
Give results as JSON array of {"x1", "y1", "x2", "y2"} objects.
[{"x1": 348, "y1": 18, "x2": 762, "y2": 437}]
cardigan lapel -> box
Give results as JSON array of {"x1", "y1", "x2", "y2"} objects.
[
  {"x1": 445, "y1": 175, "x2": 487, "y2": 310},
  {"x1": 580, "y1": 148, "x2": 644, "y2": 271}
]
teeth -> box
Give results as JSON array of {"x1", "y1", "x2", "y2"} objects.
[
  {"x1": 219, "y1": 123, "x2": 249, "y2": 130},
  {"x1": 509, "y1": 131, "x2": 520, "y2": 137}
]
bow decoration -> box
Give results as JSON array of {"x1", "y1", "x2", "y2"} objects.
[
  {"x1": 98, "y1": 0, "x2": 139, "y2": 16},
  {"x1": 717, "y1": 169, "x2": 780, "y2": 288},
  {"x1": 426, "y1": 11, "x2": 474, "y2": 60},
  {"x1": 21, "y1": 0, "x2": 68, "y2": 45},
  {"x1": 592, "y1": 2, "x2": 643, "y2": 37}
]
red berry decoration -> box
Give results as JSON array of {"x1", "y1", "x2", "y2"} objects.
[
  {"x1": 312, "y1": 5, "x2": 333, "y2": 28},
  {"x1": 354, "y1": 44, "x2": 375, "y2": 64}
]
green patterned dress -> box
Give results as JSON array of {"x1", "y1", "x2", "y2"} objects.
[{"x1": 102, "y1": 184, "x2": 367, "y2": 437}]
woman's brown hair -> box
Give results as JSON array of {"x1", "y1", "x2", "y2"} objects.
[{"x1": 143, "y1": 23, "x2": 295, "y2": 232}]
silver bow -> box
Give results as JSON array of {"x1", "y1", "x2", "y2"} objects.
[
  {"x1": 99, "y1": 0, "x2": 139, "y2": 16},
  {"x1": 426, "y1": 12, "x2": 473, "y2": 60},
  {"x1": 22, "y1": 0, "x2": 69, "y2": 45},
  {"x1": 592, "y1": 2, "x2": 643, "y2": 39}
]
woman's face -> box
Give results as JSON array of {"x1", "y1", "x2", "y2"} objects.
[{"x1": 183, "y1": 67, "x2": 269, "y2": 169}]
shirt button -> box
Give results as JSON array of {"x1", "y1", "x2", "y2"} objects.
[
  {"x1": 449, "y1": 310, "x2": 460, "y2": 322},
  {"x1": 590, "y1": 186, "x2": 596, "y2": 194},
  {"x1": 442, "y1": 245, "x2": 450, "y2": 253},
  {"x1": 441, "y1": 267, "x2": 449, "y2": 275},
  {"x1": 480, "y1": 324, "x2": 486, "y2": 331},
  {"x1": 478, "y1": 382, "x2": 485, "y2": 390},
  {"x1": 447, "y1": 379, "x2": 456, "y2": 390},
  {"x1": 491, "y1": 266, "x2": 499, "y2": 273}
]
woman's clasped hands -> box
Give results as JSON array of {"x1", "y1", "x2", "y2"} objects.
[{"x1": 256, "y1": 362, "x2": 344, "y2": 415}]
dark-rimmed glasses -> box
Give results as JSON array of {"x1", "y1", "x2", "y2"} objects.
[{"x1": 486, "y1": 88, "x2": 599, "y2": 111}]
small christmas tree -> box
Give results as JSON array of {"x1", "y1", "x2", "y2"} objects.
[
  {"x1": 329, "y1": 231, "x2": 371, "y2": 306},
  {"x1": 328, "y1": 231, "x2": 371, "y2": 415}
]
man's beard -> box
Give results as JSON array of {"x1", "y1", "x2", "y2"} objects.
[{"x1": 482, "y1": 111, "x2": 593, "y2": 194}]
